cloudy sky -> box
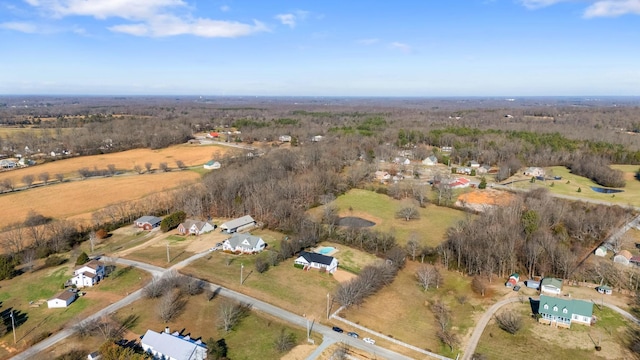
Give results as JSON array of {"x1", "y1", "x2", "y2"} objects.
[{"x1": 1, "y1": 0, "x2": 639, "y2": 96}]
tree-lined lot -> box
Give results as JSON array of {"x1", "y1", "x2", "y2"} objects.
[{"x1": 0, "y1": 262, "x2": 149, "y2": 359}]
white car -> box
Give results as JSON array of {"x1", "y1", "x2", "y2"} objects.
[{"x1": 363, "y1": 337, "x2": 375, "y2": 345}]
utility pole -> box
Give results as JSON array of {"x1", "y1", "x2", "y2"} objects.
[
  {"x1": 10, "y1": 310, "x2": 16, "y2": 344},
  {"x1": 326, "y1": 293, "x2": 331, "y2": 319},
  {"x1": 240, "y1": 263, "x2": 244, "y2": 285}
]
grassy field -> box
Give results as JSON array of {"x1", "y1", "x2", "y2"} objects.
[
  {"x1": 322, "y1": 241, "x2": 379, "y2": 274},
  {"x1": 0, "y1": 171, "x2": 200, "y2": 229},
  {"x1": 474, "y1": 303, "x2": 633, "y2": 360},
  {"x1": 309, "y1": 189, "x2": 467, "y2": 247},
  {"x1": 509, "y1": 165, "x2": 640, "y2": 207},
  {"x1": 0, "y1": 262, "x2": 149, "y2": 359},
  {"x1": 339, "y1": 261, "x2": 481, "y2": 358}
]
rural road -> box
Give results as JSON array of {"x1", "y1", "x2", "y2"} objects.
[{"x1": 11, "y1": 252, "x2": 412, "y2": 360}]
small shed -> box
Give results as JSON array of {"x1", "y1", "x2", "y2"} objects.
[
  {"x1": 594, "y1": 246, "x2": 608, "y2": 257},
  {"x1": 541, "y1": 277, "x2": 563, "y2": 295},
  {"x1": 614, "y1": 250, "x2": 633, "y2": 266},
  {"x1": 596, "y1": 285, "x2": 612, "y2": 295},
  {"x1": 526, "y1": 280, "x2": 540, "y2": 289}
]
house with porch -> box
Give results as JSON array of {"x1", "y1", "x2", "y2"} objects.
[
  {"x1": 222, "y1": 233, "x2": 266, "y2": 254},
  {"x1": 71, "y1": 259, "x2": 105, "y2": 288},
  {"x1": 538, "y1": 294, "x2": 593, "y2": 328},
  {"x1": 141, "y1": 328, "x2": 207, "y2": 360},
  {"x1": 294, "y1": 251, "x2": 339, "y2": 274}
]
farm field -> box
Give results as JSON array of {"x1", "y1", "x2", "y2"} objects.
[
  {"x1": 309, "y1": 188, "x2": 467, "y2": 246},
  {"x1": 339, "y1": 261, "x2": 480, "y2": 358},
  {"x1": 0, "y1": 262, "x2": 150, "y2": 359},
  {"x1": 509, "y1": 165, "x2": 640, "y2": 207},
  {"x1": 0, "y1": 171, "x2": 200, "y2": 229},
  {"x1": 0, "y1": 143, "x2": 232, "y2": 186},
  {"x1": 474, "y1": 303, "x2": 633, "y2": 360}
]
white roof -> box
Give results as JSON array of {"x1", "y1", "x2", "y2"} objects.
[{"x1": 142, "y1": 330, "x2": 206, "y2": 360}]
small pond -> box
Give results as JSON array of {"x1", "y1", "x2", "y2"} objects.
[
  {"x1": 337, "y1": 217, "x2": 376, "y2": 228},
  {"x1": 591, "y1": 186, "x2": 624, "y2": 194}
]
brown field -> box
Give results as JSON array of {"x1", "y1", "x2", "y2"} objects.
[
  {"x1": 0, "y1": 171, "x2": 199, "y2": 228},
  {"x1": 0, "y1": 143, "x2": 232, "y2": 186}
]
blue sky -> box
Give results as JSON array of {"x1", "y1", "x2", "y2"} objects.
[{"x1": 1, "y1": 0, "x2": 639, "y2": 96}]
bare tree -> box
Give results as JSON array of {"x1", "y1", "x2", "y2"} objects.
[
  {"x1": 38, "y1": 172, "x2": 50, "y2": 185},
  {"x1": 21, "y1": 248, "x2": 36, "y2": 272},
  {"x1": 1, "y1": 178, "x2": 15, "y2": 192},
  {"x1": 157, "y1": 289, "x2": 185, "y2": 322},
  {"x1": 432, "y1": 299, "x2": 458, "y2": 351},
  {"x1": 181, "y1": 277, "x2": 205, "y2": 296},
  {"x1": 406, "y1": 236, "x2": 420, "y2": 261},
  {"x1": 143, "y1": 276, "x2": 168, "y2": 298},
  {"x1": 396, "y1": 206, "x2": 420, "y2": 221},
  {"x1": 175, "y1": 160, "x2": 186, "y2": 170},
  {"x1": 471, "y1": 276, "x2": 490, "y2": 297},
  {"x1": 22, "y1": 174, "x2": 35, "y2": 187},
  {"x1": 133, "y1": 164, "x2": 143, "y2": 174},
  {"x1": 495, "y1": 310, "x2": 523, "y2": 334},
  {"x1": 55, "y1": 173, "x2": 64, "y2": 183},
  {"x1": 218, "y1": 299, "x2": 252, "y2": 332},
  {"x1": 159, "y1": 162, "x2": 169, "y2": 172},
  {"x1": 145, "y1": 162, "x2": 153, "y2": 173},
  {"x1": 107, "y1": 164, "x2": 117, "y2": 176},
  {"x1": 274, "y1": 328, "x2": 296, "y2": 353},
  {"x1": 416, "y1": 264, "x2": 442, "y2": 291}
]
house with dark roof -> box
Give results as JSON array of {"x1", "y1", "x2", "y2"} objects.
[
  {"x1": 47, "y1": 290, "x2": 77, "y2": 308},
  {"x1": 222, "y1": 233, "x2": 265, "y2": 253},
  {"x1": 220, "y1": 215, "x2": 256, "y2": 234},
  {"x1": 71, "y1": 259, "x2": 105, "y2": 288},
  {"x1": 134, "y1": 216, "x2": 162, "y2": 230},
  {"x1": 538, "y1": 294, "x2": 593, "y2": 328},
  {"x1": 141, "y1": 328, "x2": 207, "y2": 360},
  {"x1": 294, "y1": 251, "x2": 339, "y2": 274}
]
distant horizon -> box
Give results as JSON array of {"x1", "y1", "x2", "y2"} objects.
[{"x1": 2, "y1": 1, "x2": 640, "y2": 96}]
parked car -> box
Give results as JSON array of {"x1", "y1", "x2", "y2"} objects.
[
  {"x1": 332, "y1": 326, "x2": 344, "y2": 333},
  {"x1": 216, "y1": 242, "x2": 223, "y2": 247},
  {"x1": 363, "y1": 337, "x2": 375, "y2": 345},
  {"x1": 513, "y1": 285, "x2": 521, "y2": 291},
  {"x1": 347, "y1": 332, "x2": 359, "y2": 338}
]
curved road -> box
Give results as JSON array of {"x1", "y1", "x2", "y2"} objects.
[
  {"x1": 461, "y1": 295, "x2": 640, "y2": 360},
  {"x1": 11, "y1": 253, "x2": 412, "y2": 360}
]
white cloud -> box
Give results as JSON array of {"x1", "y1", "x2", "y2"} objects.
[
  {"x1": 584, "y1": 0, "x2": 640, "y2": 17},
  {"x1": 390, "y1": 42, "x2": 412, "y2": 53},
  {"x1": 275, "y1": 10, "x2": 309, "y2": 28},
  {"x1": 0, "y1": 21, "x2": 40, "y2": 33},
  {"x1": 19, "y1": 0, "x2": 268, "y2": 38},
  {"x1": 358, "y1": 38, "x2": 379, "y2": 45},
  {"x1": 520, "y1": 0, "x2": 640, "y2": 17},
  {"x1": 220, "y1": 5, "x2": 230, "y2": 12}
]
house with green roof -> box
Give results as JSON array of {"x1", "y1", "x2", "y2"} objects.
[
  {"x1": 540, "y1": 277, "x2": 563, "y2": 295},
  {"x1": 538, "y1": 294, "x2": 593, "y2": 328}
]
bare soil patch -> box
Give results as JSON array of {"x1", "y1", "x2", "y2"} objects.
[
  {"x1": 280, "y1": 344, "x2": 317, "y2": 360},
  {"x1": 455, "y1": 188, "x2": 516, "y2": 211},
  {"x1": 332, "y1": 269, "x2": 356, "y2": 283}
]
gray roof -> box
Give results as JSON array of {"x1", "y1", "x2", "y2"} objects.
[
  {"x1": 220, "y1": 215, "x2": 255, "y2": 230},
  {"x1": 135, "y1": 216, "x2": 162, "y2": 225},
  {"x1": 225, "y1": 233, "x2": 263, "y2": 248},
  {"x1": 142, "y1": 329, "x2": 207, "y2": 360}
]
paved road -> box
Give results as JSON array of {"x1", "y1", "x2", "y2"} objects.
[{"x1": 11, "y1": 253, "x2": 411, "y2": 360}]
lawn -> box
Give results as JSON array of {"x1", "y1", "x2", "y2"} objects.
[
  {"x1": 309, "y1": 189, "x2": 467, "y2": 247},
  {"x1": 0, "y1": 262, "x2": 149, "y2": 358},
  {"x1": 320, "y1": 241, "x2": 379, "y2": 274},
  {"x1": 339, "y1": 261, "x2": 481, "y2": 359},
  {"x1": 184, "y1": 249, "x2": 340, "y2": 321},
  {"x1": 509, "y1": 165, "x2": 640, "y2": 207},
  {"x1": 474, "y1": 302, "x2": 634, "y2": 360}
]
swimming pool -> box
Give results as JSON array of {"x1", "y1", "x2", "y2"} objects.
[
  {"x1": 591, "y1": 186, "x2": 623, "y2": 194},
  {"x1": 317, "y1": 247, "x2": 335, "y2": 255}
]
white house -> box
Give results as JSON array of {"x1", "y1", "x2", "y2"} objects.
[
  {"x1": 220, "y1": 215, "x2": 256, "y2": 234},
  {"x1": 540, "y1": 277, "x2": 563, "y2": 295},
  {"x1": 47, "y1": 290, "x2": 77, "y2": 308},
  {"x1": 312, "y1": 135, "x2": 323, "y2": 142},
  {"x1": 422, "y1": 155, "x2": 438, "y2": 166},
  {"x1": 203, "y1": 160, "x2": 221, "y2": 170},
  {"x1": 71, "y1": 260, "x2": 105, "y2": 288},
  {"x1": 594, "y1": 245, "x2": 608, "y2": 257},
  {"x1": 177, "y1": 220, "x2": 216, "y2": 236},
  {"x1": 222, "y1": 233, "x2": 266, "y2": 254},
  {"x1": 524, "y1": 167, "x2": 545, "y2": 177},
  {"x1": 597, "y1": 285, "x2": 613, "y2": 295},
  {"x1": 141, "y1": 328, "x2": 207, "y2": 360},
  {"x1": 294, "y1": 251, "x2": 339, "y2": 274},
  {"x1": 538, "y1": 294, "x2": 593, "y2": 328},
  {"x1": 0, "y1": 159, "x2": 16, "y2": 169},
  {"x1": 469, "y1": 160, "x2": 480, "y2": 168},
  {"x1": 279, "y1": 135, "x2": 292, "y2": 142},
  {"x1": 393, "y1": 157, "x2": 411, "y2": 165},
  {"x1": 614, "y1": 250, "x2": 633, "y2": 266}
]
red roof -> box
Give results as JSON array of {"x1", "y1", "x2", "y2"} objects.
[{"x1": 210, "y1": 132, "x2": 219, "y2": 137}]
